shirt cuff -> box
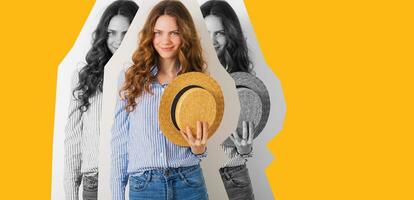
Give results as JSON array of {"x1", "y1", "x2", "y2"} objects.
[
  {"x1": 193, "y1": 148, "x2": 207, "y2": 159},
  {"x1": 237, "y1": 147, "x2": 253, "y2": 158}
]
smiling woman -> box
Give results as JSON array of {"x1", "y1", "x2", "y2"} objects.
[
  {"x1": 110, "y1": 1, "x2": 210, "y2": 200},
  {"x1": 153, "y1": 15, "x2": 182, "y2": 59}
]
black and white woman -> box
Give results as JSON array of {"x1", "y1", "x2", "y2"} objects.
[
  {"x1": 202, "y1": 1, "x2": 255, "y2": 199},
  {"x1": 64, "y1": 1, "x2": 138, "y2": 199}
]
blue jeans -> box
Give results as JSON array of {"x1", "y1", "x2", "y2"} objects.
[{"x1": 129, "y1": 165, "x2": 208, "y2": 200}]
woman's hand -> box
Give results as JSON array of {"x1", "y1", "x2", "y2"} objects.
[
  {"x1": 230, "y1": 121, "x2": 254, "y2": 155},
  {"x1": 180, "y1": 121, "x2": 209, "y2": 155}
]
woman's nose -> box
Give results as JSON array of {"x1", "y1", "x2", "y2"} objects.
[
  {"x1": 161, "y1": 34, "x2": 172, "y2": 44},
  {"x1": 210, "y1": 33, "x2": 218, "y2": 45},
  {"x1": 114, "y1": 34, "x2": 123, "y2": 45}
]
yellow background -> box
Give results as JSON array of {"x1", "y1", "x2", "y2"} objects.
[{"x1": 1, "y1": 0, "x2": 413, "y2": 199}]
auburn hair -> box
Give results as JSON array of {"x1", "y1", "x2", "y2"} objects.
[{"x1": 121, "y1": 0, "x2": 205, "y2": 112}]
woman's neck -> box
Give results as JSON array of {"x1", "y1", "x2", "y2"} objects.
[{"x1": 157, "y1": 58, "x2": 179, "y2": 84}]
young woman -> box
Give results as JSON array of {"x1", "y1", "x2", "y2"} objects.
[
  {"x1": 111, "y1": 1, "x2": 209, "y2": 200},
  {"x1": 201, "y1": 1, "x2": 255, "y2": 200},
  {"x1": 64, "y1": 1, "x2": 138, "y2": 200}
]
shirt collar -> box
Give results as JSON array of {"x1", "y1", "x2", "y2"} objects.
[{"x1": 150, "y1": 65, "x2": 158, "y2": 77}]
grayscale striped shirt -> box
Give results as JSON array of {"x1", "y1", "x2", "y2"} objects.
[
  {"x1": 111, "y1": 67, "x2": 206, "y2": 200},
  {"x1": 64, "y1": 70, "x2": 101, "y2": 200},
  {"x1": 222, "y1": 145, "x2": 251, "y2": 167}
]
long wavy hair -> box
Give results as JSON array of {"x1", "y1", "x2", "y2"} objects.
[
  {"x1": 121, "y1": 0, "x2": 205, "y2": 112},
  {"x1": 74, "y1": 0, "x2": 138, "y2": 112},
  {"x1": 201, "y1": 0, "x2": 251, "y2": 73}
]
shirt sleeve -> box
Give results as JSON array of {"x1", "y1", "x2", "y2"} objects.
[
  {"x1": 111, "y1": 70, "x2": 130, "y2": 200},
  {"x1": 63, "y1": 70, "x2": 83, "y2": 200}
]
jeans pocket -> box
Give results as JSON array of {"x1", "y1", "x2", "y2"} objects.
[
  {"x1": 129, "y1": 173, "x2": 149, "y2": 192},
  {"x1": 226, "y1": 166, "x2": 251, "y2": 188},
  {"x1": 83, "y1": 175, "x2": 98, "y2": 192},
  {"x1": 180, "y1": 166, "x2": 205, "y2": 188},
  {"x1": 228, "y1": 175, "x2": 250, "y2": 188}
]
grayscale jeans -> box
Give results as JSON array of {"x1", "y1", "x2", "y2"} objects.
[
  {"x1": 82, "y1": 173, "x2": 98, "y2": 200},
  {"x1": 219, "y1": 165, "x2": 255, "y2": 200}
]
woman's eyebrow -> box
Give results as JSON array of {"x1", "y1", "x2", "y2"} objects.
[{"x1": 153, "y1": 29, "x2": 180, "y2": 33}]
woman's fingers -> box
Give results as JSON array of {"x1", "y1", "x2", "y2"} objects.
[
  {"x1": 233, "y1": 129, "x2": 241, "y2": 143},
  {"x1": 186, "y1": 126, "x2": 195, "y2": 144},
  {"x1": 196, "y1": 121, "x2": 202, "y2": 140},
  {"x1": 242, "y1": 121, "x2": 248, "y2": 140},
  {"x1": 182, "y1": 121, "x2": 209, "y2": 150},
  {"x1": 248, "y1": 121, "x2": 254, "y2": 144},
  {"x1": 201, "y1": 121, "x2": 208, "y2": 145},
  {"x1": 230, "y1": 132, "x2": 241, "y2": 146},
  {"x1": 180, "y1": 130, "x2": 189, "y2": 143}
]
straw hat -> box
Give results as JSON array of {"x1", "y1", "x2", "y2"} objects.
[
  {"x1": 159, "y1": 72, "x2": 225, "y2": 146},
  {"x1": 222, "y1": 72, "x2": 270, "y2": 147}
]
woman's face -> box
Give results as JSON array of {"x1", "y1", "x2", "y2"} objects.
[
  {"x1": 107, "y1": 15, "x2": 130, "y2": 54},
  {"x1": 153, "y1": 15, "x2": 182, "y2": 60},
  {"x1": 205, "y1": 15, "x2": 227, "y2": 57}
]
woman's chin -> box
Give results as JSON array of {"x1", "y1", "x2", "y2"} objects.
[{"x1": 159, "y1": 53, "x2": 177, "y2": 60}]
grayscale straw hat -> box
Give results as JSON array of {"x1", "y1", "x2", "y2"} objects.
[
  {"x1": 222, "y1": 72, "x2": 270, "y2": 147},
  {"x1": 159, "y1": 72, "x2": 225, "y2": 147}
]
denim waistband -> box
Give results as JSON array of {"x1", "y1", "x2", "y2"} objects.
[
  {"x1": 83, "y1": 172, "x2": 99, "y2": 177},
  {"x1": 220, "y1": 164, "x2": 246, "y2": 173},
  {"x1": 219, "y1": 164, "x2": 247, "y2": 180},
  {"x1": 130, "y1": 164, "x2": 200, "y2": 179}
]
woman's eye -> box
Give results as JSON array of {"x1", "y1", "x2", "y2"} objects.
[
  {"x1": 108, "y1": 32, "x2": 115, "y2": 36},
  {"x1": 216, "y1": 31, "x2": 225, "y2": 37},
  {"x1": 154, "y1": 32, "x2": 161, "y2": 36},
  {"x1": 171, "y1": 31, "x2": 180, "y2": 36}
]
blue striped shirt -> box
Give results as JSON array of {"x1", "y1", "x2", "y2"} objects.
[{"x1": 111, "y1": 66, "x2": 206, "y2": 200}]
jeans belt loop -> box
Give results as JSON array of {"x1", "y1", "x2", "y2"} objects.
[
  {"x1": 146, "y1": 170, "x2": 152, "y2": 182},
  {"x1": 178, "y1": 168, "x2": 186, "y2": 181},
  {"x1": 224, "y1": 169, "x2": 231, "y2": 181}
]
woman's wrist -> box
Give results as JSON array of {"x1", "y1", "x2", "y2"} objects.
[
  {"x1": 192, "y1": 147, "x2": 207, "y2": 159},
  {"x1": 236, "y1": 146, "x2": 253, "y2": 156},
  {"x1": 191, "y1": 146, "x2": 206, "y2": 155}
]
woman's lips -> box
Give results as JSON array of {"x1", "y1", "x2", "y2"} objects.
[{"x1": 161, "y1": 47, "x2": 174, "y2": 52}]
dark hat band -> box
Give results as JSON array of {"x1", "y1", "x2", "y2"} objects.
[
  {"x1": 170, "y1": 85, "x2": 203, "y2": 130},
  {"x1": 236, "y1": 85, "x2": 249, "y2": 89}
]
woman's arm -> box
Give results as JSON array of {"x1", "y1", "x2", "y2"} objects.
[
  {"x1": 111, "y1": 71, "x2": 130, "y2": 200},
  {"x1": 63, "y1": 71, "x2": 83, "y2": 200}
]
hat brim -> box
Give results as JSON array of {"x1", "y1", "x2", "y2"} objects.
[
  {"x1": 222, "y1": 72, "x2": 270, "y2": 147},
  {"x1": 159, "y1": 72, "x2": 224, "y2": 147}
]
